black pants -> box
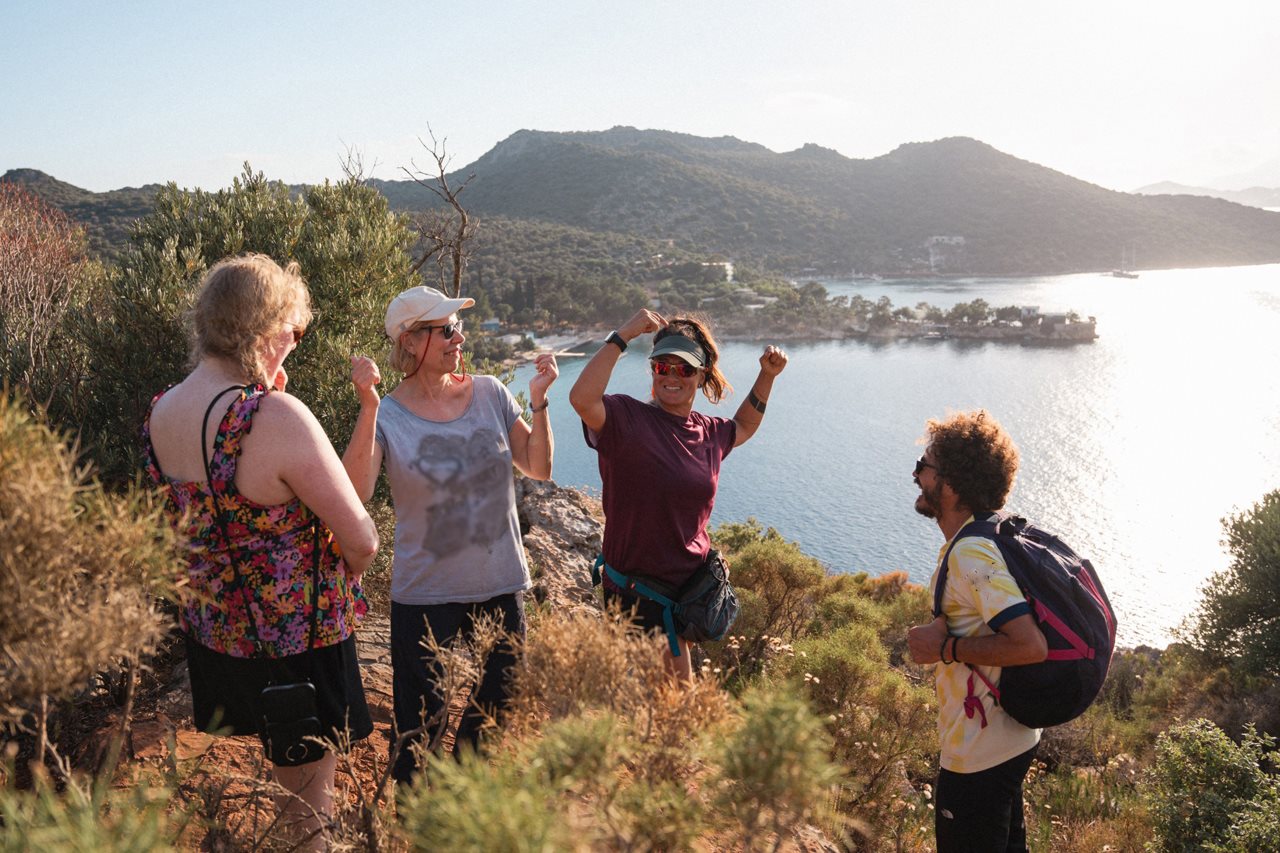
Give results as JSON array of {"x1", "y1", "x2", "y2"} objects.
[
  {"x1": 935, "y1": 745, "x2": 1037, "y2": 853},
  {"x1": 390, "y1": 592, "x2": 525, "y2": 784}
]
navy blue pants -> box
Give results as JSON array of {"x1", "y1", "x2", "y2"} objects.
[
  {"x1": 935, "y1": 745, "x2": 1037, "y2": 852},
  {"x1": 390, "y1": 592, "x2": 525, "y2": 784}
]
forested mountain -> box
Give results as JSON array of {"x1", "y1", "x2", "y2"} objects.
[
  {"x1": 1, "y1": 168, "x2": 161, "y2": 257},
  {"x1": 9, "y1": 128, "x2": 1280, "y2": 275},
  {"x1": 372, "y1": 128, "x2": 1280, "y2": 275}
]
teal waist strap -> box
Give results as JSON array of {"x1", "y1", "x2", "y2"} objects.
[{"x1": 593, "y1": 555, "x2": 682, "y2": 657}]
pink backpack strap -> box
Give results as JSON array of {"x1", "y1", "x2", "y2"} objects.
[{"x1": 964, "y1": 665, "x2": 1001, "y2": 729}]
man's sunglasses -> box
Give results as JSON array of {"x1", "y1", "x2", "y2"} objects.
[
  {"x1": 415, "y1": 320, "x2": 464, "y2": 339},
  {"x1": 650, "y1": 359, "x2": 700, "y2": 378},
  {"x1": 914, "y1": 456, "x2": 938, "y2": 477}
]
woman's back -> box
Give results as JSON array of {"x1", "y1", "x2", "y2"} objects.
[
  {"x1": 145, "y1": 381, "x2": 368, "y2": 658},
  {"x1": 148, "y1": 373, "x2": 301, "y2": 505}
]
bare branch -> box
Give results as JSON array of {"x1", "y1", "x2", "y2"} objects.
[
  {"x1": 338, "y1": 142, "x2": 380, "y2": 183},
  {"x1": 400, "y1": 127, "x2": 480, "y2": 297}
]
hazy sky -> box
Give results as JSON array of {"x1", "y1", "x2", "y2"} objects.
[{"x1": 4, "y1": 0, "x2": 1277, "y2": 193}]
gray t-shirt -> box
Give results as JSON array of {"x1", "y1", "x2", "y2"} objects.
[{"x1": 375, "y1": 375, "x2": 531, "y2": 605}]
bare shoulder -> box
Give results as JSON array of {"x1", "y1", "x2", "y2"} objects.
[
  {"x1": 255, "y1": 390, "x2": 319, "y2": 425},
  {"x1": 252, "y1": 391, "x2": 328, "y2": 447}
]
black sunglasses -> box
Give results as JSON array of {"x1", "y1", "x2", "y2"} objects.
[
  {"x1": 651, "y1": 359, "x2": 699, "y2": 378},
  {"x1": 416, "y1": 319, "x2": 464, "y2": 339},
  {"x1": 914, "y1": 456, "x2": 938, "y2": 477}
]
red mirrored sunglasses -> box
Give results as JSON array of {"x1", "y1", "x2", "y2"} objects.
[{"x1": 650, "y1": 359, "x2": 699, "y2": 378}]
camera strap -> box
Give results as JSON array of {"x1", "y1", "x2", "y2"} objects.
[{"x1": 200, "y1": 385, "x2": 319, "y2": 678}]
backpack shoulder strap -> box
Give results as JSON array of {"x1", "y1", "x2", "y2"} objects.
[{"x1": 931, "y1": 515, "x2": 1000, "y2": 617}]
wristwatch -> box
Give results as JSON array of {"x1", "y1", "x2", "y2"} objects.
[{"x1": 605, "y1": 331, "x2": 628, "y2": 353}]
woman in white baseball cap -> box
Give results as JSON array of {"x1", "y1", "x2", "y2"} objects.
[{"x1": 342, "y1": 285, "x2": 558, "y2": 784}]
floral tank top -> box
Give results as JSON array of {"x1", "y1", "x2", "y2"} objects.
[{"x1": 143, "y1": 384, "x2": 366, "y2": 658}]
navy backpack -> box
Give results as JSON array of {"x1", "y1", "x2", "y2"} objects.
[{"x1": 933, "y1": 512, "x2": 1117, "y2": 729}]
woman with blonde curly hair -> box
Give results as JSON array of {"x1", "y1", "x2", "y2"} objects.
[
  {"x1": 143, "y1": 254, "x2": 377, "y2": 850},
  {"x1": 570, "y1": 309, "x2": 788, "y2": 680}
]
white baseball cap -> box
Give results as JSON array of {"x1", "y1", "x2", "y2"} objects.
[{"x1": 384, "y1": 286, "x2": 475, "y2": 339}]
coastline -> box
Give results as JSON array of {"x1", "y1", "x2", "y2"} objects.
[{"x1": 511, "y1": 318, "x2": 1097, "y2": 363}]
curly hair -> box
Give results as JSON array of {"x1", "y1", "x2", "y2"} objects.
[
  {"x1": 652, "y1": 314, "x2": 732, "y2": 404},
  {"x1": 189, "y1": 254, "x2": 312, "y2": 385},
  {"x1": 924, "y1": 410, "x2": 1019, "y2": 514}
]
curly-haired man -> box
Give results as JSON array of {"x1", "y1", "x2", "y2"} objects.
[{"x1": 907, "y1": 410, "x2": 1048, "y2": 852}]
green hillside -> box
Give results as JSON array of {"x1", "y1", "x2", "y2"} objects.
[
  {"x1": 9, "y1": 128, "x2": 1280, "y2": 274},
  {"x1": 375, "y1": 129, "x2": 1280, "y2": 275},
  {"x1": 1, "y1": 168, "x2": 161, "y2": 257}
]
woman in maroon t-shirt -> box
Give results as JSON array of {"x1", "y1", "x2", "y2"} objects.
[{"x1": 569, "y1": 309, "x2": 788, "y2": 679}]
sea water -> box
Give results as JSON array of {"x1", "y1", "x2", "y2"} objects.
[{"x1": 513, "y1": 264, "x2": 1280, "y2": 646}]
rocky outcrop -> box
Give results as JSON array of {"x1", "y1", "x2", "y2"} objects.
[{"x1": 516, "y1": 477, "x2": 605, "y2": 615}]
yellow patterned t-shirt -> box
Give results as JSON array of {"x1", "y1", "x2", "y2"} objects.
[{"x1": 930, "y1": 517, "x2": 1041, "y2": 773}]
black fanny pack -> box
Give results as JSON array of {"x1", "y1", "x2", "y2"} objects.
[{"x1": 593, "y1": 549, "x2": 740, "y2": 657}]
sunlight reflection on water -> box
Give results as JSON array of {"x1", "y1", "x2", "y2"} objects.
[{"x1": 514, "y1": 264, "x2": 1280, "y2": 647}]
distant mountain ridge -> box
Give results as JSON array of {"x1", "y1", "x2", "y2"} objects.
[
  {"x1": 1, "y1": 168, "x2": 162, "y2": 256},
  {"x1": 8, "y1": 128, "x2": 1280, "y2": 274},
  {"x1": 1133, "y1": 181, "x2": 1280, "y2": 210},
  {"x1": 371, "y1": 128, "x2": 1280, "y2": 275}
]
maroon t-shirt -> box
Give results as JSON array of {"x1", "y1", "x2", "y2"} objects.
[{"x1": 584, "y1": 394, "x2": 736, "y2": 587}]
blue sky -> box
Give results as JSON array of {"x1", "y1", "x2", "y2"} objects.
[{"x1": 3, "y1": 0, "x2": 1278, "y2": 192}]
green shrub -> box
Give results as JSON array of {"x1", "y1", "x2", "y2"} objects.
[
  {"x1": 0, "y1": 771, "x2": 181, "y2": 853},
  {"x1": 65, "y1": 166, "x2": 417, "y2": 485},
  {"x1": 1191, "y1": 489, "x2": 1280, "y2": 678},
  {"x1": 396, "y1": 743, "x2": 578, "y2": 852},
  {"x1": 711, "y1": 686, "x2": 842, "y2": 849},
  {"x1": 710, "y1": 534, "x2": 827, "y2": 680},
  {"x1": 781, "y1": 623, "x2": 935, "y2": 838},
  {"x1": 1145, "y1": 719, "x2": 1278, "y2": 852}
]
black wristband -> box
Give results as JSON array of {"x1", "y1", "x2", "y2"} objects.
[
  {"x1": 747, "y1": 390, "x2": 767, "y2": 414},
  {"x1": 952, "y1": 636, "x2": 960, "y2": 664},
  {"x1": 530, "y1": 399, "x2": 549, "y2": 413},
  {"x1": 940, "y1": 635, "x2": 952, "y2": 665},
  {"x1": 605, "y1": 331, "x2": 627, "y2": 353}
]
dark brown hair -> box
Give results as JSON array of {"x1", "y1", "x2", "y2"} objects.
[
  {"x1": 653, "y1": 315, "x2": 731, "y2": 404},
  {"x1": 925, "y1": 410, "x2": 1019, "y2": 514}
]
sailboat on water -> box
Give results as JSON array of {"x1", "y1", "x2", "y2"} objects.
[{"x1": 1110, "y1": 242, "x2": 1139, "y2": 279}]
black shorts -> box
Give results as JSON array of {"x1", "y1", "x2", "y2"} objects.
[
  {"x1": 185, "y1": 632, "x2": 373, "y2": 748},
  {"x1": 602, "y1": 582, "x2": 671, "y2": 635}
]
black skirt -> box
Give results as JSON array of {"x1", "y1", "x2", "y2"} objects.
[{"x1": 185, "y1": 632, "x2": 373, "y2": 747}]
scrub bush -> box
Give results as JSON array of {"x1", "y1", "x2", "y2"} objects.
[
  {"x1": 0, "y1": 769, "x2": 181, "y2": 852},
  {"x1": 0, "y1": 392, "x2": 177, "y2": 762},
  {"x1": 781, "y1": 623, "x2": 935, "y2": 840},
  {"x1": 66, "y1": 166, "x2": 417, "y2": 485},
  {"x1": 1192, "y1": 488, "x2": 1280, "y2": 678},
  {"x1": 399, "y1": 612, "x2": 840, "y2": 852},
  {"x1": 1145, "y1": 718, "x2": 1279, "y2": 851},
  {"x1": 709, "y1": 526, "x2": 828, "y2": 681},
  {"x1": 0, "y1": 183, "x2": 101, "y2": 418},
  {"x1": 711, "y1": 687, "x2": 843, "y2": 849}
]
